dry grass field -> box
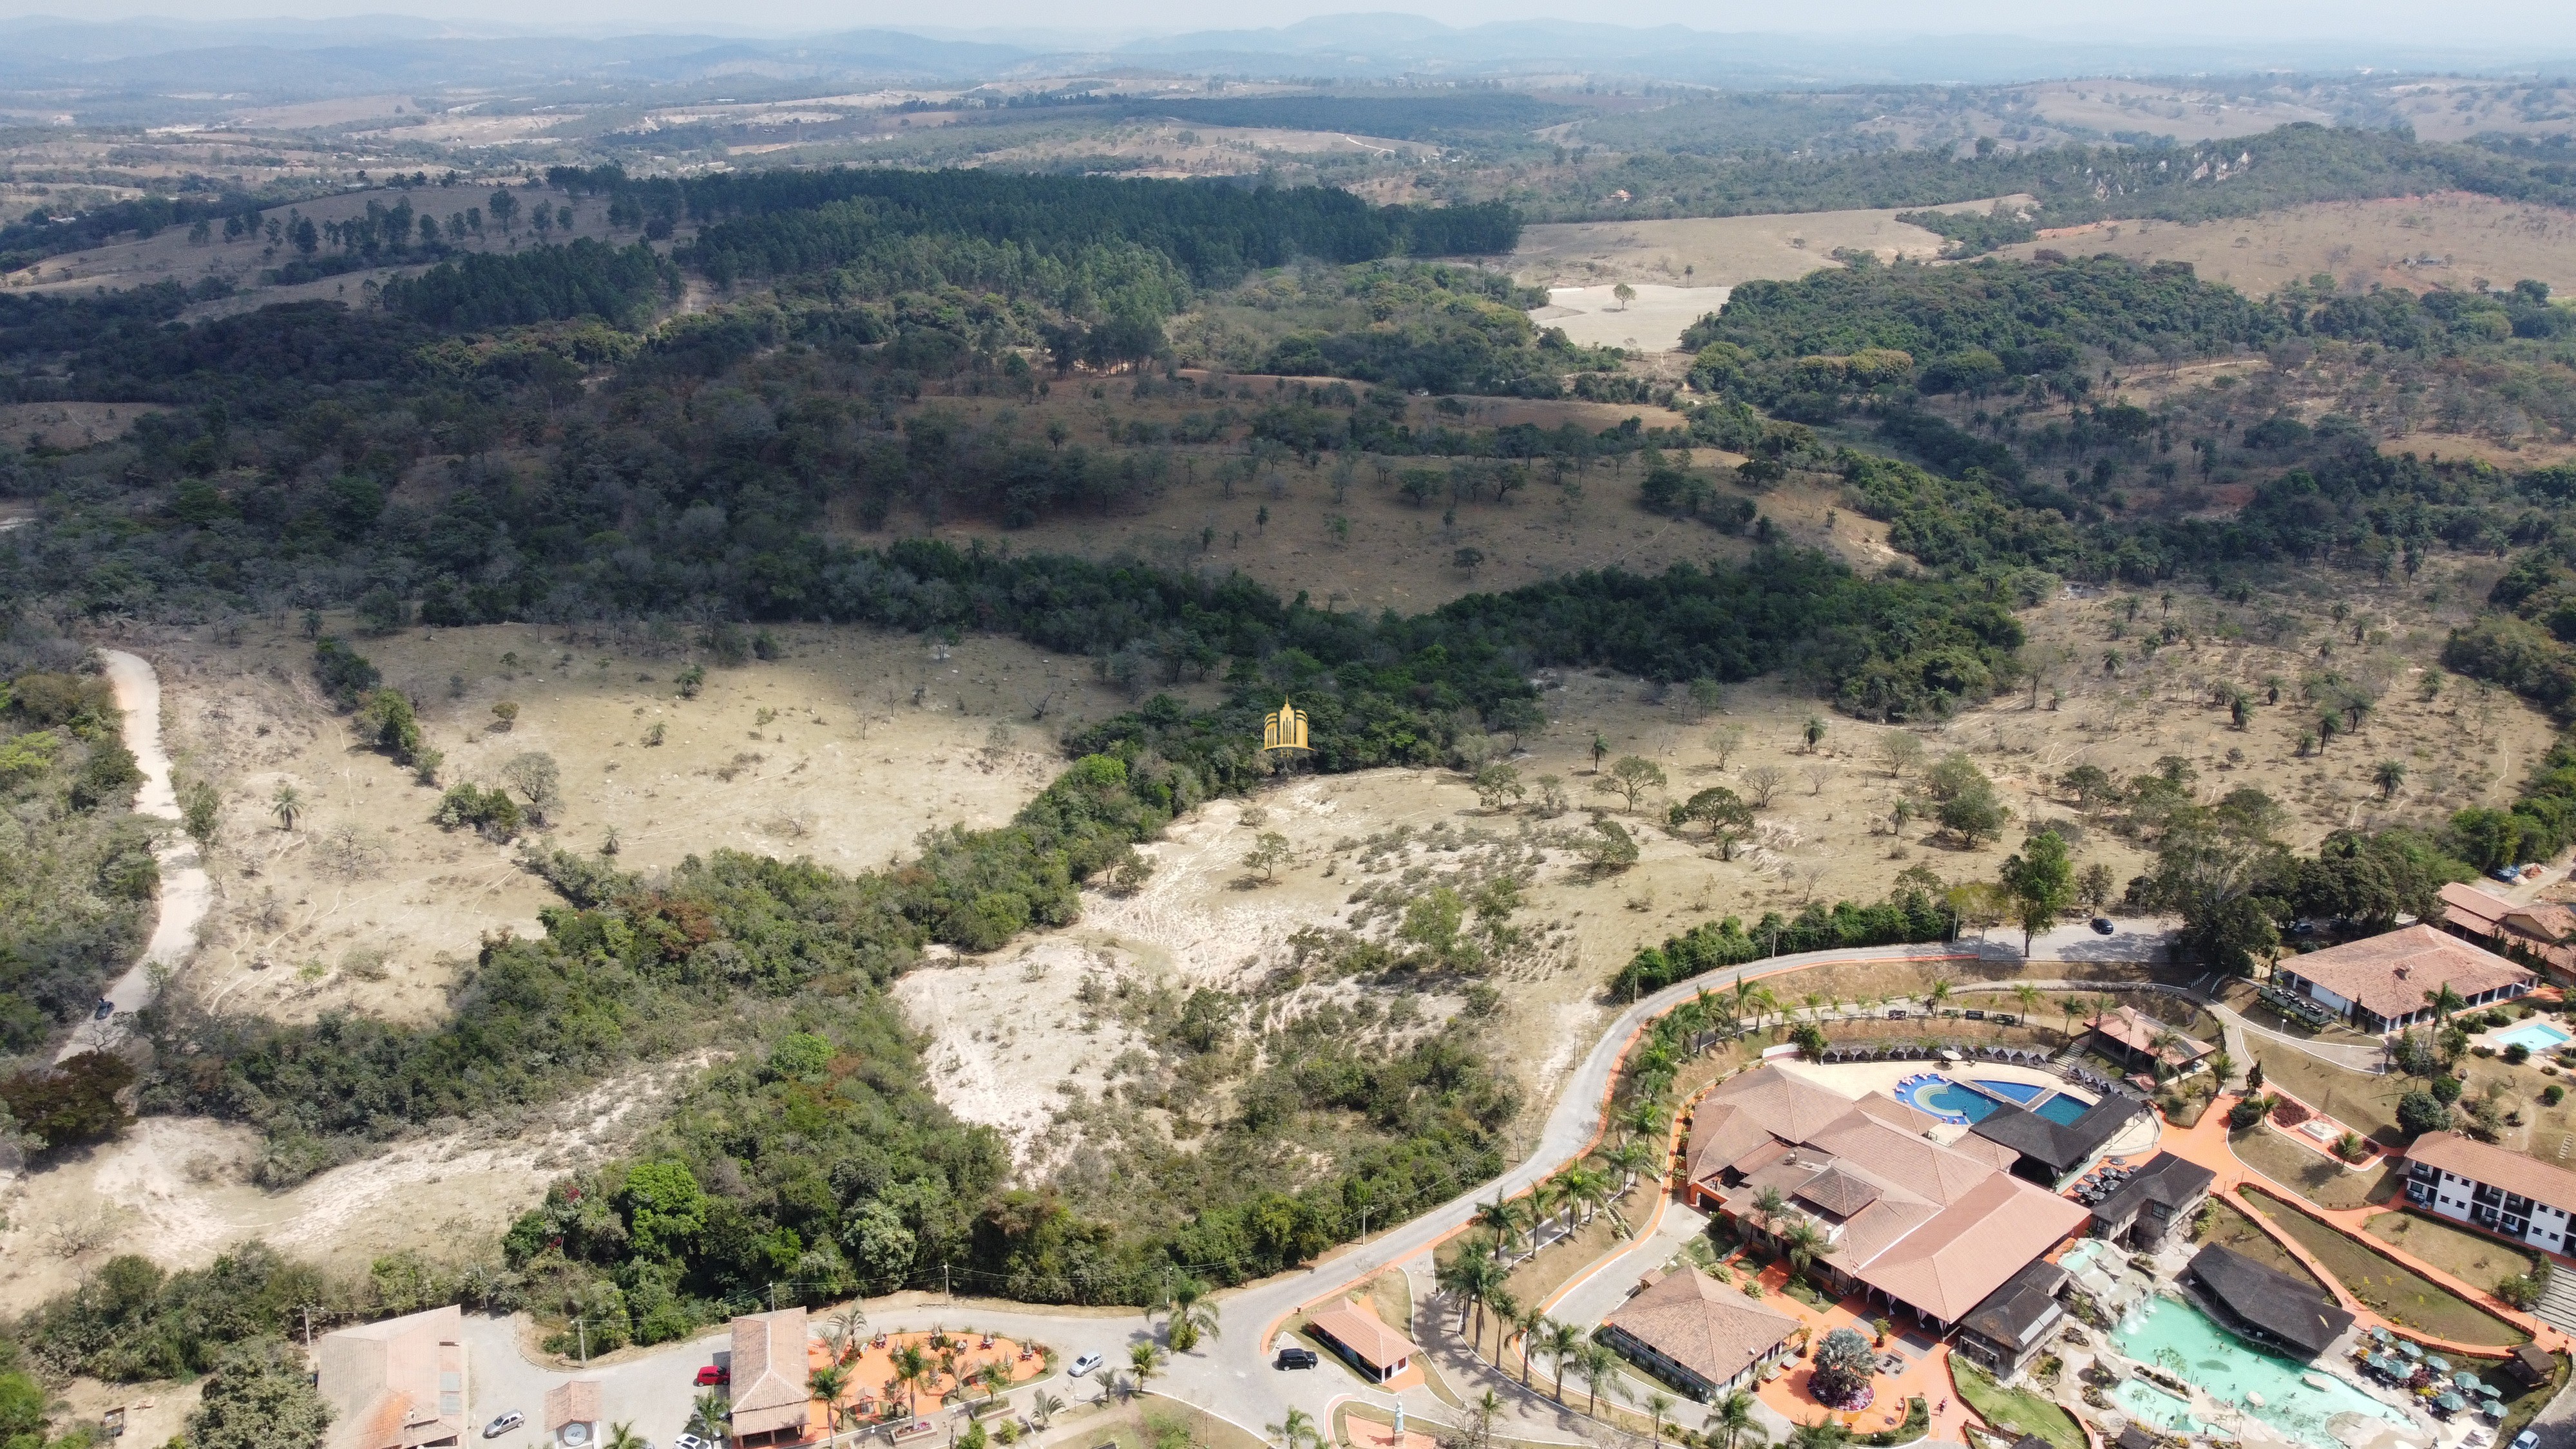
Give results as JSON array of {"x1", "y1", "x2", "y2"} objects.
[
  {"x1": 1509, "y1": 196, "x2": 2019, "y2": 290},
  {"x1": 1998, "y1": 191, "x2": 2576, "y2": 297},
  {"x1": 2016, "y1": 81, "x2": 2336, "y2": 143}
]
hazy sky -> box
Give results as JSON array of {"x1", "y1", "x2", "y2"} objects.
[{"x1": 1, "y1": 0, "x2": 2570, "y2": 49}]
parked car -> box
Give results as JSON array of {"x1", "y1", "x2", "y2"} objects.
[
  {"x1": 1275, "y1": 1347, "x2": 1319, "y2": 1370},
  {"x1": 2090, "y1": 917, "x2": 2115, "y2": 934},
  {"x1": 676, "y1": 1436, "x2": 712, "y2": 1449},
  {"x1": 2492, "y1": 867, "x2": 2523, "y2": 884},
  {"x1": 1963, "y1": 1009, "x2": 1985, "y2": 1021},
  {"x1": 694, "y1": 1364, "x2": 728, "y2": 1387},
  {"x1": 93, "y1": 998, "x2": 114, "y2": 1019},
  {"x1": 2508, "y1": 1432, "x2": 2537, "y2": 1449},
  {"x1": 1885, "y1": 1009, "x2": 1907, "y2": 1019},
  {"x1": 482, "y1": 1412, "x2": 525, "y2": 1440},
  {"x1": 1069, "y1": 1352, "x2": 1105, "y2": 1378}
]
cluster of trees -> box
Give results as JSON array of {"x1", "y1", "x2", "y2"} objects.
[
  {"x1": 383, "y1": 239, "x2": 680, "y2": 330},
  {"x1": 1612, "y1": 889, "x2": 1954, "y2": 996},
  {"x1": 1251, "y1": 262, "x2": 1623, "y2": 397},
  {"x1": 1522, "y1": 122, "x2": 2576, "y2": 231},
  {"x1": 0, "y1": 659, "x2": 155, "y2": 1051}
]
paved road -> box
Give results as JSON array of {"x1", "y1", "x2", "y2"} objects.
[{"x1": 58, "y1": 650, "x2": 208, "y2": 1063}]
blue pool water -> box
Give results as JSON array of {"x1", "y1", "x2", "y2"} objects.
[
  {"x1": 1907, "y1": 1080, "x2": 2000, "y2": 1122},
  {"x1": 2497, "y1": 1021, "x2": 2572, "y2": 1053},
  {"x1": 2110, "y1": 1293, "x2": 2412, "y2": 1443},
  {"x1": 1972, "y1": 1078, "x2": 2047, "y2": 1104},
  {"x1": 2034, "y1": 1093, "x2": 2091, "y2": 1126}
]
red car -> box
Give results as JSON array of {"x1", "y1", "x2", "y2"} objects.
[{"x1": 695, "y1": 1365, "x2": 729, "y2": 1387}]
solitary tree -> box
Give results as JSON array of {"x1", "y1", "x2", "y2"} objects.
[
  {"x1": 1243, "y1": 831, "x2": 1290, "y2": 882},
  {"x1": 2374, "y1": 759, "x2": 2408, "y2": 800},
  {"x1": 1708, "y1": 723, "x2": 1748, "y2": 770},
  {"x1": 271, "y1": 782, "x2": 304, "y2": 831},
  {"x1": 1741, "y1": 764, "x2": 1789, "y2": 809},
  {"x1": 1877, "y1": 732, "x2": 1924, "y2": 778},
  {"x1": 1126, "y1": 1341, "x2": 1165, "y2": 1396},
  {"x1": 2000, "y1": 829, "x2": 2076, "y2": 955},
  {"x1": 1594, "y1": 755, "x2": 1667, "y2": 811},
  {"x1": 1612, "y1": 281, "x2": 1637, "y2": 310},
  {"x1": 1802, "y1": 715, "x2": 1827, "y2": 752}
]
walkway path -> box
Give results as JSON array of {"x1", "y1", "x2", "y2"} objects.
[{"x1": 59, "y1": 650, "x2": 208, "y2": 1062}]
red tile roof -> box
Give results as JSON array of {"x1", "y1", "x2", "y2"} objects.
[
  {"x1": 1306, "y1": 1296, "x2": 1420, "y2": 1371},
  {"x1": 2280, "y1": 923, "x2": 2532, "y2": 1021},
  {"x1": 1603, "y1": 1267, "x2": 1799, "y2": 1387},
  {"x1": 729, "y1": 1308, "x2": 812, "y2": 1439}
]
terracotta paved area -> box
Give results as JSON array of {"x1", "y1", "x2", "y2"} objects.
[{"x1": 819, "y1": 1329, "x2": 1047, "y2": 1424}]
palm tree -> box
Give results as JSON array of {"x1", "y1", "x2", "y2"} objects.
[
  {"x1": 689, "y1": 1392, "x2": 729, "y2": 1438},
  {"x1": 1436, "y1": 1244, "x2": 1492, "y2": 1336},
  {"x1": 1473, "y1": 1389, "x2": 1505, "y2": 1448},
  {"x1": 2374, "y1": 759, "x2": 2407, "y2": 800},
  {"x1": 830, "y1": 1305, "x2": 868, "y2": 1362},
  {"x1": 1529, "y1": 1182, "x2": 1562, "y2": 1251},
  {"x1": 1646, "y1": 1390, "x2": 1677, "y2": 1446},
  {"x1": 1543, "y1": 1320, "x2": 1583, "y2": 1402},
  {"x1": 1029, "y1": 1390, "x2": 1063, "y2": 1429},
  {"x1": 806, "y1": 1363, "x2": 850, "y2": 1429},
  {"x1": 890, "y1": 1343, "x2": 931, "y2": 1416},
  {"x1": 1752, "y1": 1184, "x2": 1789, "y2": 1236},
  {"x1": 1714, "y1": 1390, "x2": 1759, "y2": 1449},
  {"x1": 1267, "y1": 1408, "x2": 1322, "y2": 1449},
  {"x1": 1578, "y1": 1340, "x2": 1617, "y2": 1416},
  {"x1": 1513, "y1": 1305, "x2": 1547, "y2": 1385},
  {"x1": 1779, "y1": 1218, "x2": 1829, "y2": 1284},
  {"x1": 2012, "y1": 983, "x2": 2042, "y2": 1027},
  {"x1": 1127, "y1": 1341, "x2": 1165, "y2": 1396},
  {"x1": 1482, "y1": 1287, "x2": 1520, "y2": 1361},
  {"x1": 271, "y1": 782, "x2": 304, "y2": 831},
  {"x1": 1789, "y1": 1419, "x2": 1851, "y2": 1449},
  {"x1": 2151, "y1": 1030, "x2": 2185, "y2": 1082},
  {"x1": 1159, "y1": 1276, "x2": 1219, "y2": 1352},
  {"x1": 1619, "y1": 1097, "x2": 1668, "y2": 1142},
  {"x1": 1926, "y1": 978, "x2": 1953, "y2": 1013},
  {"x1": 2059, "y1": 993, "x2": 2081, "y2": 1045},
  {"x1": 2426, "y1": 980, "x2": 2466, "y2": 1030},
  {"x1": 606, "y1": 1426, "x2": 647, "y2": 1449},
  {"x1": 1606, "y1": 1137, "x2": 1659, "y2": 1199},
  {"x1": 1476, "y1": 1195, "x2": 1525, "y2": 1260}
]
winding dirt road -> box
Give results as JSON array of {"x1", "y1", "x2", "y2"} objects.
[{"x1": 59, "y1": 650, "x2": 207, "y2": 1061}]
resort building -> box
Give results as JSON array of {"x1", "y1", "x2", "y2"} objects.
[
  {"x1": 1304, "y1": 1296, "x2": 1424, "y2": 1388},
  {"x1": 726, "y1": 1307, "x2": 814, "y2": 1447},
  {"x1": 1683, "y1": 1066, "x2": 2091, "y2": 1334},
  {"x1": 2274, "y1": 924, "x2": 2533, "y2": 1034},
  {"x1": 1598, "y1": 1267, "x2": 1800, "y2": 1400},
  {"x1": 2184, "y1": 1245, "x2": 2355, "y2": 1359},
  {"x1": 2088, "y1": 1153, "x2": 2216, "y2": 1251},
  {"x1": 1952, "y1": 1258, "x2": 2071, "y2": 1380},
  {"x1": 2440, "y1": 882, "x2": 2576, "y2": 983},
  {"x1": 314, "y1": 1304, "x2": 467, "y2": 1449},
  {"x1": 1967, "y1": 1094, "x2": 2146, "y2": 1186},
  {"x1": 2079, "y1": 1005, "x2": 2215, "y2": 1080},
  {"x1": 2405, "y1": 1130, "x2": 2576, "y2": 1255}
]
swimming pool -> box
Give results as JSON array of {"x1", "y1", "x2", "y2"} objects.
[
  {"x1": 2496, "y1": 1020, "x2": 2572, "y2": 1054},
  {"x1": 1896, "y1": 1075, "x2": 2097, "y2": 1126},
  {"x1": 1905, "y1": 1079, "x2": 2001, "y2": 1122},
  {"x1": 2110, "y1": 1293, "x2": 2412, "y2": 1443}
]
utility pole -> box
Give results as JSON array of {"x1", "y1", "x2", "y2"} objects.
[
  {"x1": 574, "y1": 1317, "x2": 587, "y2": 1367},
  {"x1": 301, "y1": 1305, "x2": 314, "y2": 1349}
]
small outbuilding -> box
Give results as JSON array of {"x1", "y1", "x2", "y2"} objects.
[
  {"x1": 2090, "y1": 1153, "x2": 2217, "y2": 1250},
  {"x1": 1306, "y1": 1296, "x2": 1425, "y2": 1389}
]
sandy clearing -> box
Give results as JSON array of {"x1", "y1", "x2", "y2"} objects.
[
  {"x1": 1998, "y1": 192, "x2": 2576, "y2": 298},
  {"x1": 1509, "y1": 196, "x2": 2021, "y2": 289},
  {"x1": 61, "y1": 651, "x2": 209, "y2": 1060},
  {"x1": 0, "y1": 1059, "x2": 699, "y2": 1312},
  {"x1": 1531, "y1": 283, "x2": 1730, "y2": 352}
]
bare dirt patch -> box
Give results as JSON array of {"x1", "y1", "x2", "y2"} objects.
[
  {"x1": 0, "y1": 401, "x2": 159, "y2": 452},
  {"x1": 145, "y1": 617, "x2": 1144, "y2": 1023},
  {"x1": 1531, "y1": 283, "x2": 1733, "y2": 352},
  {"x1": 1999, "y1": 192, "x2": 2576, "y2": 298},
  {"x1": 1509, "y1": 197, "x2": 2023, "y2": 290},
  {"x1": 0, "y1": 1060, "x2": 694, "y2": 1316}
]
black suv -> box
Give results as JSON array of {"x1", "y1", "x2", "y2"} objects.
[{"x1": 1275, "y1": 1347, "x2": 1319, "y2": 1370}]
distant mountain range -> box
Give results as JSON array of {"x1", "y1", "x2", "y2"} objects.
[{"x1": 0, "y1": 11, "x2": 2567, "y2": 104}]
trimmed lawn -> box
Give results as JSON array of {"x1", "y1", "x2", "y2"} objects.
[
  {"x1": 2363, "y1": 1209, "x2": 2541, "y2": 1293},
  {"x1": 2192, "y1": 1197, "x2": 2329, "y2": 1293},
  {"x1": 2229, "y1": 1125, "x2": 2399, "y2": 1209},
  {"x1": 1085, "y1": 1401, "x2": 1268, "y2": 1449},
  {"x1": 1953, "y1": 1358, "x2": 2084, "y2": 1449},
  {"x1": 2246, "y1": 1041, "x2": 2410, "y2": 1143},
  {"x1": 2242, "y1": 1188, "x2": 2528, "y2": 1346}
]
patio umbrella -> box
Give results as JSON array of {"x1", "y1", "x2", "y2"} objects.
[
  {"x1": 2436, "y1": 1394, "x2": 2468, "y2": 1414},
  {"x1": 2481, "y1": 1384, "x2": 2506, "y2": 1399},
  {"x1": 2427, "y1": 1356, "x2": 2453, "y2": 1372},
  {"x1": 2396, "y1": 1341, "x2": 2423, "y2": 1358},
  {"x1": 2455, "y1": 1372, "x2": 2482, "y2": 1390}
]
